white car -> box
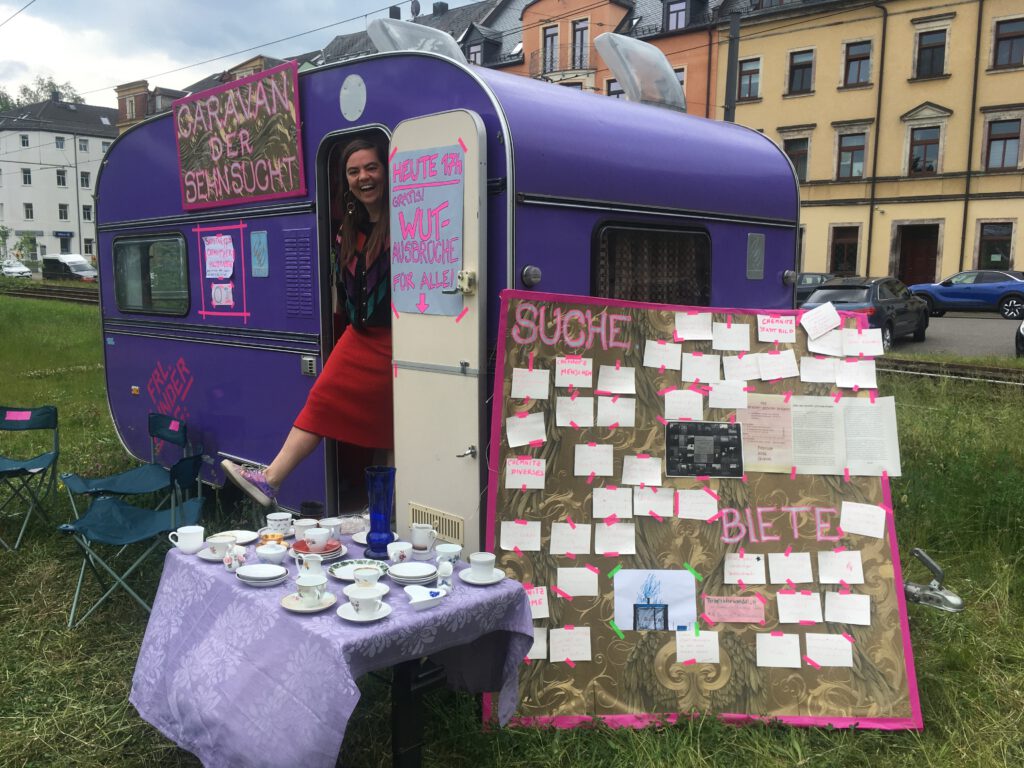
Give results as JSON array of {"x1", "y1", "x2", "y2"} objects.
[{"x1": 1, "y1": 259, "x2": 32, "y2": 278}]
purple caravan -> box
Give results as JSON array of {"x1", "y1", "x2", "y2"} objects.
[{"x1": 96, "y1": 48, "x2": 798, "y2": 545}]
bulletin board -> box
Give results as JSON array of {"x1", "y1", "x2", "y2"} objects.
[{"x1": 484, "y1": 290, "x2": 922, "y2": 730}]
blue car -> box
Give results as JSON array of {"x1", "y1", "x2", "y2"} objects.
[
  {"x1": 909, "y1": 270, "x2": 1024, "y2": 319},
  {"x1": 802, "y1": 276, "x2": 928, "y2": 352}
]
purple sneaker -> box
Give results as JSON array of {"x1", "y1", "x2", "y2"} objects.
[{"x1": 221, "y1": 459, "x2": 277, "y2": 507}]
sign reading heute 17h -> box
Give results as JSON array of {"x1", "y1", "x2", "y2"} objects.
[{"x1": 390, "y1": 144, "x2": 465, "y2": 316}]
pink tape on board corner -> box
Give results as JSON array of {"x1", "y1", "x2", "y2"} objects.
[
  {"x1": 741, "y1": 473, "x2": 749, "y2": 484},
  {"x1": 565, "y1": 624, "x2": 575, "y2": 630},
  {"x1": 521, "y1": 484, "x2": 527, "y2": 492},
  {"x1": 659, "y1": 364, "x2": 666, "y2": 374},
  {"x1": 393, "y1": 362, "x2": 399, "y2": 379},
  {"x1": 514, "y1": 518, "x2": 528, "y2": 525},
  {"x1": 603, "y1": 551, "x2": 620, "y2": 558},
  {"x1": 799, "y1": 620, "x2": 816, "y2": 626},
  {"x1": 681, "y1": 658, "x2": 697, "y2": 666},
  {"x1": 737, "y1": 579, "x2": 747, "y2": 589},
  {"x1": 524, "y1": 657, "x2": 532, "y2": 665},
  {"x1": 833, "y1": 546, "x2": 847, "y2": 553},
  {"x1": 570, "y1": 388, "x2": 579, "y2": 402},
  {"x1": 706, "y1": 511, "x2": 723, "y2": 524},
  {"x1": 615, "y1": 359, "x2": 621, "y2": 371},
  {"x1": 870, "y1": 389, "x2": 878, "y2": 404},
  {"x1": 586, "y1": 472, "x2": 595, "y2": 485},
  {"x1": 608, "y1": 422, "x2": 620, "y2": 431},
  {"x1": 833, "y1": 391, "x2": 843, "y2": 403},
  {"x1": 5, "y1": 411, "x2": 31, "y2": 421},
  {"x1": 515, "y1": 412, "x2": 528, "y2": 419},
  {"x1": 786, "y1": 578, "x2": 796, "y2": 588},
  {"x1": 528, "y1": 439, "x2": 544, "y2": 448},
  {"x1": 612, "y1": 395, "x2": 620, "y2": 404},
  {"x1": 673, "y1": 330, "x2": 684, "y2": 342},
  {"x1": 594, "y1": 389, "x2": 612, "y2": 397},
  {"x1": 727, "y1": 314, "x2": 733, "y2": 329},
  {"x1": 391, "y1": 302, "x2": 400, "y2": 319},
  {"x1": 729, "y1": 414, "x2": 736, "y2": 425},
  {"x1": 656, "y1": 415, "x2": 669, "y2": 426}
]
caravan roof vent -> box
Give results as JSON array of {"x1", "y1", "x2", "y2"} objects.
[
  {"x1": 594, "y1": 33, "x2": 686, "y2": 113},
  {"x1": 367, "y1": 18, "x2": 467, "y2": 64}
]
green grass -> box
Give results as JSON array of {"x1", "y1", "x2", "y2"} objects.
[{"x1": 2, "y1": 295, "x2": 1023, "y2": 767}]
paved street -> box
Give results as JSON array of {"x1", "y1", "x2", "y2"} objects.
[{"x1": 892, "y1": 312, "x2": 1019, "y2": 358}]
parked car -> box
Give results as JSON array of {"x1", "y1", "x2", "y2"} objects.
[
  {"x1": 1, "y1": 258, "x2": 32, "y2": 278},
  {"x1": 795, "y1": 272, "x2": 835, "y2": 305},
  {"x1": 41, "y1": 253, "x2": 97, "y2": 282},
  {"x1": 908, "y1": 270, "x2": 1024, "y2": 319},
  {"x1": 801, "y1": 276, "x2": 928, "y2": 352}
]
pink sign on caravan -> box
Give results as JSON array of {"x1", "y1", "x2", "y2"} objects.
[{"x1": 172, "y1": 61, "x2": 307, "y2": 211}]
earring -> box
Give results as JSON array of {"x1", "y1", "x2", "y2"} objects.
[{"x1": 346, "y1": 201, "x2": 356, "y2": 215}]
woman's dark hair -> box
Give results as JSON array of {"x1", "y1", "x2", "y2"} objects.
[{"x1": 337, "y1": 138, "x2": 389, "y2": 266}]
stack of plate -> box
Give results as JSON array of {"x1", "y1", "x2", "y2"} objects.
[
  {"x1": 235, "y1": 563, "x2": 288, "y2": 588},
  {"x1": 289, "y1": 539, "x2": 348, "y2": 563},
  {"x1": 388, "y1": 561, "x2": 438, "y2": 586}
]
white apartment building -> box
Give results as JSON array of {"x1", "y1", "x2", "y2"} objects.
[{"x1": 0, "y1": 95, "x2": 118, "y2": 261}]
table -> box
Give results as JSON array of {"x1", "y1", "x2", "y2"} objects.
[{"x1": 130, "y1": 542, "x2": 533, "y2": 768}]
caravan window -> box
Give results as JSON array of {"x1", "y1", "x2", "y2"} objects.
[
  {"x1": 113, "y1": 235, "x2": 189, "y2": 315},
  {"x1": 593, "y1": 225, "x2": 711, "y2": 306}
]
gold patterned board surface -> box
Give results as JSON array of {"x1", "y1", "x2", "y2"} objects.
[{"x1": 485, "y1": 291, "x2": 921, "y2": 730}]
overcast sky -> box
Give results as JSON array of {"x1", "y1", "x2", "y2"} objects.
[{"x1": 0, "y1": 0, "x2": 477, "y2": 109}]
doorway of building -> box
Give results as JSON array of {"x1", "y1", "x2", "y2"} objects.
[{"x1": 896, "y1": 224, "x2": 939, "y2": 285}]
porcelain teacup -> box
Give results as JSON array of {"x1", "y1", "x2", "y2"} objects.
[
  {"x1": 410, "y1": 523, "x2": 437, "y2": 552},
  {"x1": 353, "y1": 566, "x2": 381, "y2": 587},
  {"x1": 296, "y1": 574, "x2": 327, "y2": 607},
  {"x1": 292, "y1": 518, "x2": 318, "y2": 541},
  {"x1": 168, "y1": 525, "x2": 204, "y2": 554},
  {"x1": 319, "y1": 516, "x2": 344, "y2": 539},
  {"x1": 266, "y1": 511, "x2": 293, "y2": 534},
  {"x1": 435, "y1": 543, "x2": 462, "y2": 564},
  {"x1": 470, "y1": 552, "x2": 496, "y2": 580},
  {"x1": 345, "y1": 585, "x2": 383, "y2": 615},
  {"x1": 387, "y1": 541, "x2": 413, "y2": 563},
  {"x1": 304, "y1": 527, "x2": 331, "y2": 553},
  {"x1": 206, "y1": 533, "x2": 237, "y2": 559}
]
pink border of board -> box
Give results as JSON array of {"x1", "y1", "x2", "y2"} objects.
[
  {"x1": 172, "y1": 61, "x2": 308, "y2": 212},
  {"x1": 193, "y1": 221, "x2": 249, "y2": 323},
  {"x1": 482, "y1": 288, "x2": 923, "y2": 732}
]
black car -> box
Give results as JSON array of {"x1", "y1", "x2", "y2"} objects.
[
  {"x1": 795, "y1": 272, "x2": 835, "y2": 305},
  {"x1": 801, "y1": 276, "x2": 928, "y2": 352}
]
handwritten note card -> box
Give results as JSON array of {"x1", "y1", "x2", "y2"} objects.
[
  {"x1": 596, "y1": 396, "x2": 636, "y2": 428},
  {"x1": 500, "y1": 520, "x2": 541, "y2": 552},
  {"x1": 506, "y1": 412, "x2": 545, "y2": 448},
  {"x1": 824, "y1": 592, "x2": 871, "y2": 625},
  {"x1": 643, "y1": 340, "x2": 682, "y2": 371},
  {"x1": 665, "y1": 389, "x2": 704, "y2": 421},
  {"x1": 836, "y1": 358, "x2": 878, "y2": 389},
  {"x1": 593, "y1": 486, "x2": 633, "y2": 519},
  {"x1": 511, "y1": 368, "x2": 550, "y2": 399},
  {"x1": 800, "y1": 302, "x2": 841, "y2": 340},
  {"x1": 526, "y1": 586, "x2": 549, "y2": 619},
  {"x1": 842, "y1": 328, "x2": 884, "y2": 358},
  {"x1": 504, "y1": 456, "x2": 546, "y2": 490},
  {"x1": 712, "y1": 322, "x2": 751, "y2": 352},
  {"x1": 676, "y1": 630, "x2": 720, "y2": 664},
  {"x1": 807, "y1": 328, "x2": 844, "y2": 357},
  {"x1": 675, "y1": 312, "x2": 713, "y2": 341},
  {"x1": 203, "y1": 234, "x2": 235, "y2": 278},
  {"x1": 768, "y1": 551, "x2": 814, "y2": 584},
  {"x1": 681, "y1": 353, "x2": 721, "y2": 383},
  {"x1": 757, "y1": 314, "x2": 797, "y2": 343},
  {"x1": 549, "y1": 523, "x2": 592, "y2": 555},
  {"x1": 723, "y1": 552, "x2": 767, "y2": 584},
  {"x1": 805, "y1": 633, "x2": 854, "y2": 667},
  {"x1": 817, "y1": 550, "x2": 864, "y2": 584},
  {"x1": 758, "y1": 349, "x2": 799, "y2": 381},
  {"x1": 756, "y1": 632, "x2": 802, "y2": 668},
  {"x1": 839, "y1": 501, "x2": 887, "y2": 539},
  {"x1": 708, "y1": 380, "x2": 749, "y2": 410},
  {"x1": 634, "y1": 486, "x2": 674, "y2": 519},
  {"x1": 621, "y1": 455, "x2": 662, "y2": 487},
  {"x1": 549, "y1": 626, "x2": 592, "y2": 662},
  {"x1": 703, "y1": 595, "x2": 765, "y2": 624},
  {"x1": 557, "y1": 567, "x2": 599, "y2": 597},
  {"x1": 776, "y1": 591, "x2": 823, "y2": 624},
  {"x1": 597, "y1": 365, "x2": 636, "y2": 394},
  {"x1": 527, "y1": 627, "x2": 548, "y2": 660},
  {"x1": 594, "y1": 522, "x2": 636, "y2": 555},
  {"x1": 676, "y1": 489, "x2": 718, "y2": 521},
  {"x1": 800, "y1": 356, "x2": 838, "y2": 383},
  {"x1": 555, "y1": 356, "x2": 593, "y2": 388},
  {"x1": 574, "y1": 444, "x2": 613, "y2": 477},
  {"x1": 556, "y1": 396, "x2": 594, "y2": 428},
  {"x1": 722, "y1": 353, "x2": 762, "y2": 381}
]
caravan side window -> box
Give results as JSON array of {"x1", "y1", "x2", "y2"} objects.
[
  {"x1": 593, "y1": 225, "x2": 711, "y2": 306},
  {"x1": 113, "y1": 235, "x2": 189, "y2": 315}
]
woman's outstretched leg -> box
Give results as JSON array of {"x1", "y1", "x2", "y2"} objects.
[{"x1": 221, "y1": 427, "x2": 322, "y2": 507}]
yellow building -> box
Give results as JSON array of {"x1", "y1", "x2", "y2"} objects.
[{"x1": 718, "y1": 0, "x2": 1023, "y2": 285}]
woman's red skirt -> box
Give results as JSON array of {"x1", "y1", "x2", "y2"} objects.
[{"x1": 294, "y1": 326, "x2": 393, "y2": 449}]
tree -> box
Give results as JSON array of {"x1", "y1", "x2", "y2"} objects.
[
  {"x1": 0, "y1": 87, "x2": 12, "y2": 112},
  {"x1": 15, "y1": 76, "x2": 84, "y2": 106},
  {"x1": 0, "y1": 224, "x2": 10, "y2": 258}
]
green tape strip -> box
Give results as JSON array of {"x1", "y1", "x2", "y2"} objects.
[
  {"x1": 694, "y1": 623, "x2": 700, "y2": 637},
  {"x1": 609, "y1": 619, "x2": 624, "y2": 640},
  {"x1": 607, "y1": 563, "x2": 622, "y2": 579},
  {"x1": 683, "y1": 562, "x2": 703, "y2": 582}
]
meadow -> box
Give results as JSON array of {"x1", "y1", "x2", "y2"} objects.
[{"x1": 0, "y1": 293, "x2": 1021, "y2": 767}]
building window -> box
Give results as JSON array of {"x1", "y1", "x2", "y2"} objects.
[
  {"x1": 572, "y1": 19, "x2": 589, "y2": 69},
  {"x1": 80, "y1": 171, "x2": 91, "y2": 188},
  {"x1": 56, "y1": 169, "x2": 67, "y2": 187},
  {"x1": 114, "y1": 234, "x2": 190, "y2": 315},
  {"x1": 994, "y1": 18, "x2": 1024, "y2": 69},
  {"x1": 666, "y1": 0, "x2": 687, "y2": 31},
  {"x1": 125, "y1": 96, "x2": 136, "y2": 119},
  {"x1": 986, "y1": 119, "x2": 1021, "y2": 170},
  {"x1": 79, "y1": 138, "x2": 89, "y2": 152},
  {"x1": 83, "y1": 204, "x2": 93, "y2": 221},
  {"x1": 55, "y1": 136, "x2": 65, "y2": 149},
  {"x1": 837, "y1": 133, "x2": 866, "y2": 179},
  {"x1": 595, "y1": 225, "x2": 711, "y2": 306},
  {"x1": 20, "y1": 134, "x2": 28, "y2": 147},
  {"x1": 738, "y1": 58, "x2": 760, "y2": 101},
  {"x1": 978, "y1": 223, "x2": 1013, "y2": 270},
  {"x1": 84, "y1": 238, "x2": 94, "y2": 256},
  {"x1": 466, "y1": 43, "x2": 482, "y2": 64},
  {"x1": 607, "y1": 79, "x2": 624, "y2": 98},
  {"x1": 915, "y1": 30, "x2": 946, "y2": 77},
  {"x1": 542, "y1": 26, "x2": 558, "y2": 73},
  {"x1": 58, "y1": 203, "x2": 69, "y2": 221},
  {"x1": 784, "y1": 137, "x2": 809, "y2": 181},
  {"x1": 830, "y1": 226, "x2": 859, "y2": 275},
  {"x1": 21, "y1": 168, "x2": 31, "y2": 185},
  {"x1": 102, "y1": 141, "x2": 111, "y2": 153},
  {"x1": 909, "y1": 126, "x2": 940, "y2": 174},
  {"x1": 788, "y1": 50, "x2": 813, "y2": 94},
  {"x1": 844, "y1": 41, "x2": 871, "y2": 85},
  {"x1": 23, "y1": 203, "x2": 33, "y2": 220}
]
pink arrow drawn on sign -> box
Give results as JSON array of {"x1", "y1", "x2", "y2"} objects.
[{"x1": 416, "y1": 293, "x2": 429, "y2": 313}]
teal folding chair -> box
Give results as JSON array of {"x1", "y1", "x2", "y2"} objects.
[
  {"x1": 0, "y1": 405, "x2": 59, "y2": 550},
  {"x1": 59, "y1": 447, "x2": 205, "y2": 628}
]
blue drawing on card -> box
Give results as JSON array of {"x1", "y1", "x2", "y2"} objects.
[{"x1": 251, "y1": 230, "x2": 269, "y2": 277}]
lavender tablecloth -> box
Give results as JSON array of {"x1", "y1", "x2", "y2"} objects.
[{"x1": 130, "y1": 543, "x2": 532, "y2": 768}]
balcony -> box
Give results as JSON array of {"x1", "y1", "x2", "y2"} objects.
[{"x1": 529, "y1": 43, "x2": 596, "y2": 78}]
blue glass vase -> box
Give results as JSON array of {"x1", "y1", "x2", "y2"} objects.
[{"x1": 364, "y1": 465, "x2": 396, "y2": 560}]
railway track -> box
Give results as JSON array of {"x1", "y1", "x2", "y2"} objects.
[{"x1": 0, "y1": 283, "x2": 99, "y2": 305}]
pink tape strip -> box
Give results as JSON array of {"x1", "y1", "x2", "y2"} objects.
[
  {"x1": 570, "y1": 421, "x2": 580, "y2": 430},
  {"x1": 700, "y1": 612, "x2": 715, "y2": 626},
  {"x1": 585, "y1": 564, "x2": 600, "y2": 574},
  {"x1": 737, "y1": 579, "x2": 747, "y2": 589},
  {"x1": 843, "y1": 467, "x2": 851, "y2": 482},
  {"x1": 790, "y1": 466, "x2": 797, "y2": 480},
  {"x1": 5, "y1": 411, "x2": 31, "y2": 421},
  {"x1": 566, "y1": 516, "x2": 576, "y2": 530},
  {"x1": 514, "y1": 518, "x2": 528, "y2": 525},
  {"x1": 656, "y1": 415, "x2": 669, "y2": 426},
  {"x1": 169, "y1": 419, "x2": 180, "y2": 432},
  {"x1": 682, "y1": 658, "x2": 697, "y2": 666},
  {"x1": 604, "y1": 514, "x2": 618, "y2": 526},
  {"x1": 738, "y1": 547, "x2": 745, "y2": 558},
  {"x1": 706, "y1": 511, "x2": 723, "y2": 524},
  {"x1": 799, "y1": 620, "x2": 816, "y2": 626},
  {"x1": 784, "y1": 546, "x2": 792, "y2": 557},
  {"x1": 783, "y1": 390, "x2": 793, "y2": 403},
  {"x1": 552, "y1": 586, "x2": 573, "y2": 600},
  {"x1": 565, "y1": 658, "x2": 576, "y2": 668},
  {"x1": 648, "y1": 510, "x2": 663, "y2": 522},
  {"x1": 770, "y1": 631, "x2": 784, "y2": 637},
  {"x1": 754, "y1": 592, "x2": 767, "y2": 605},
  {"x1": 586, "y1": 472, "x2": 595, "y2": 485},
  {"x1": 804, "y1": 655, "x2": 821, "y2": 669},
  {"x1": 603, "y1": 551, "x2": 620, "y2": 557},
  {"x1": 514, "y1": 546, "x2": 523, "y2": 558},
  {"x1": 565, "y1": 551, "x2": 576, "y2": 560},
  {"x1": 843, "y1": 632, "x2": 855, "y2": 643},
  {"x1": 703, "y1": 487, "x2": 719, "y2": 500}
]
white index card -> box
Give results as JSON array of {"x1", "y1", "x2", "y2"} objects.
[
  {"x1": 758, "y1": 349, "x2": 799, "y2": 381},
  {"x1": 549, "y1": 523, "x2": 592, "y2": 555},
  {"x1": 596, "y1": 396, "x2": 636, "y2": 428},
  {"x1": 594, "y1": 522, "x2": 636, "y2": 555},
  {"x1": 824, "y1": 592, "x2": 871, "y2": 625},
  {"x1": 807, "y1": 329, "x2": 844, "y2": 357},
  {"x1": 506, "y1": 412, "x2": 545, "y2": 448},
  {"x1": 621, "y1": 455, "x2": 662, "y2": 487},
  {"x1": 817, "y1": 550, "x2": 865, "y2": 584},
  {"x1": 839, "y1": 501, "x2": 887, "y2": 539},
  {"x1": 681, "y1": 353, "x2": 721, "y2": 383},
  {"x1": 634, "y1": 486, "x2": 674, "y2": 520},
  {"x1": 756, "y1": 632, "x2": 801, "y2": 668},
  {"x1": 526, "y1": 586, "x2": 549, "y2": 619},
  {"x1": 643, "y1": 340, "x2": 682, "y2": 371},
  {"x1": 511, "y1": 367, "x2": 550, "y2": 399},
  {"x1": 804, "y1": 633, "x2": 854, "y2": 667},
  {"x1": 835, "y1": 358, "x2": 878, "y2": 389},
  {"x1": 504, "y1": 456, "x2": 546, "y2": 490},
  {"x1": 776, "y1": 591, "x2": 823, "y2": 624},
  {"x1": 593, "y1": 486, "x2": 633, "y2": 519},
  {"x1": 712, "y1": 321, "x2": 751, "y2": 352},
  {"x1": 842, "y1": 327, "x2": 885, "y2": 358},
  {"x1": 768, "y1": 551, "x2": 814, "y2": 584},
  {"x1": 675, "y1": 311, "x2": 713, "y2": 340},
  {"x1": 722, "y1": 353, "x2": 762, "y2": 381},
  {"x1": 665, "y1": 389, "x2": 704, "y2": 421},
  {"x1": 708, "y1": 380, "x2": 749, "y2": 410},
  {"x1": 500, "y1": 520, "x2": 541, "y2": 552},
  {"x1": 557, "y1": 567, "x2": 599, "y2": 597},
  {"x1": 556, "y1": 396, "x2": 594, "y2": 428},
  {"x1": 527, "y1": 627, "x2": 548, "y2": 660},
  {"x1": 549, "y1": 626, "x2": 592, "y2": 662},
  {"x1": 597, "y1": 364, "x2": 636, "y2": 394},
  {"x1": 676, "y1": 489, "x2": 718, "y2": 521},
  {"x1": 723, "y1": 552, "x2": 767, "y2": 584},
  {"x1": 757, "y1": 314, "x2": 797, "y2": 343},
  {"x1": 800, "y1": 356, "x2": 838, "y2": 383},
  {"x1": 555, "y1": 356, "x2": 593, "y2": 388},
  {"x1": 800, "y1": 301, "x2": 841, "y2": 339},
  {"x1": 574, "y1": 443, "x2": 613, "y2": 477},
  {"x1": 676, "y1": 630, "x2": 720, "y2": 664}
]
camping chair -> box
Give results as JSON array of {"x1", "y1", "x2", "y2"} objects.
[
  {"x1": 59, "y1": 448, "x2": 206, "y2": 628},
  {"x1": 0, "y1": 405, "x2": 59, "y2": 550}
]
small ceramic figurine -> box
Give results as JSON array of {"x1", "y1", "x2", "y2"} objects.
[{"x1": 436, "y1": 560, "x2": 453, "y2": 591}]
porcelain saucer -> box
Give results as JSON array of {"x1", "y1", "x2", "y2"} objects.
[
  {"x1": 220, "y1": 529, "x2": 259, "y2": 545},
  {"x1": 197, "y1": 545, "x2": 245, "y2": 562},
  {"x1": 458, "y1": 568, "x2": 506, "y2": 586},
  {"x1": 337, "y1": 602, "x2": 392, "y2": 623},
  {"x1": 236, "y1": 573, "x2": 289, "y2": 588},
  {"x1": 280, "y1": 592, "x2": 338, "y2": 613}
]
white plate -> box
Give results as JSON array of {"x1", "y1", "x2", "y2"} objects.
[
  {"x1": 388, "y1": 562, "x2": 437, "y2": 580},
  {"x1": 329, "y1": 559, "x2": 389, "y2": 581},
  {"x1": 236, "y1": 563, "x2": 288, "y2": 581},
  {"x1": 196, "y1": 545, "x2": 245, "y2": 562},
  {"x1": 458, "y1": 568, "x2": 506, "y2": 586},
  {"x1": 389, "y1": 575, "x2": 438, "y2": 586},
  {"x1": 351, "y1": 530, "x2": 396, "y2": 546},
  {"x1": 280, "y1": 592, "x2": 338, "y2": 613},
  {"x1": 337, "y1": 602, "x2": 392, "y2": 623},
  {"x1": 221, "y1": 529, "x2": 259, "y2": 545},
  {"x1": 288, "y1": 545, "x2": 347, "y2": 563},
  {"x1": 236, "y1": 573, "x2": 289, "y2": 588}
]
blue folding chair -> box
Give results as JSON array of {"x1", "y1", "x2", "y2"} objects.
[{"x1": 0, "y1": 405, "x2": 59, "y2": 550}]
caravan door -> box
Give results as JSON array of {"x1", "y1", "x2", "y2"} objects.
[{"x1": 389, "y1": 110, "x2": 487, "y2": 551}]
